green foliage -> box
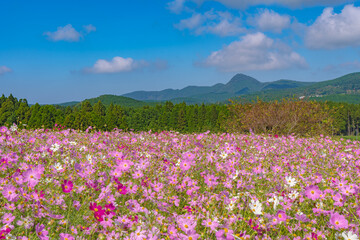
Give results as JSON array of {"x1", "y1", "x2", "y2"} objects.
[{"x1": 2, "y1": 93, "x2": 360, "y2": 136}]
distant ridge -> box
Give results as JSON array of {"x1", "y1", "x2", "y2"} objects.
[
  {"x1": 122, "y1": 73, "x2": 317, "y2": 103},
  {"x1": 55, "y1": 72, "x2": 360, "y2": 105}
]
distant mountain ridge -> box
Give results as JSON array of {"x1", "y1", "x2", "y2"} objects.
[
  {"x1": 55, "y1": 72, "x2": 360, "y2": 106},
  {"x1": 122, "y1": 73, "x2": 316, "y2": 103}
]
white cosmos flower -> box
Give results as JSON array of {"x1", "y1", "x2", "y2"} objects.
[
  {"x1": 296, "y1": 209, "x2": 304, "y2": 215},
  {"x1": 86, "y1": 154, "x2": 93, "y2": 164},
  {"x1": 249, "y1": 199, "x2": 262, "y2": 215},
  {"x1": 10, "y1": 124, "x2": 18, "y2": 132},
  {"x1": 53, "y1": 162, "x2": 63, "y2": 171},
  {"x1": 288, "y1": 190, "x2": 299, "y2": 200},
  {"x1": 316, "y1": 201, "x2": 324, "y2": 209},
  {"x1": 220, "y1": 152, "x2": 228, "y2": 159},
  {"x1": 50, "y1": 143, "x2": 60, "y2": 152},
  {"x1": 69, "y1": 141, "x2": 77, "y2": 146},
  {"x1": 232, "y1": 170, "x2": 240, "y2": 180},
  {"x1": 267, "y1": 195, "x2": 283, "y2": 210},
  {"x1": 342, "y1": 231, "x2": 358, "y2": 240},
  {"x1": 285, "y1": 176, "x2": 297, "y2": 187}
]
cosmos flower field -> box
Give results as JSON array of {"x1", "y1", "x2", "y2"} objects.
[{"x1": 1, "y1": 126, "x2": 360, "y2": 240}]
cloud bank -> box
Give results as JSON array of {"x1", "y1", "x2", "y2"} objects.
[
  {"x1": 171, "y1": 0, "x2": 355, "y2": 10},
  {"x1": 306, "y1": 4, "x2": 360, "y2": 49},
  {"x1": 84, "y1": 57, "x2": 168, "y2": 74},
  {"x1": 175, "y1": 10, "x2": 245, "y2": 36},
  {"x1": 44, "y1": 24, "x2": 96, "y2": 42},
  {"x1": 249, "y1": 9, "x2": 291, "y2": 33},
  {"x1": 202, "y1": 32, "x2": 307, "y2": 72}
]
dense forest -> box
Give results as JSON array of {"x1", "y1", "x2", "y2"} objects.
[{"x1": 1, "y1": 94, "x2": 360, "y2": 136}]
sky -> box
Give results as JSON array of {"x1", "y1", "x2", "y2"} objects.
[{"x1": 1, "y1": 0, "x2": 360, "y2": 104}]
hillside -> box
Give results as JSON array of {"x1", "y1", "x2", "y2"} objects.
[
  {"x1": 56, "y1": 95, "x2": 157, "y2": 108},
  {"x1": 239, "y1": 72, "x2": 360, "y2": 102},
  {"x1": 55, "y1": 72, "x2": 360, "y2": 106},
  {"x1": 122, "y1": 73, "x2": 314, "y2": 103}
]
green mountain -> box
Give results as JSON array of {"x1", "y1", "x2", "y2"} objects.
[
  {"x1": 56, "y1": 95, "x2": 156, "y2": 108},
  {"x1": 55, "y1": 72, "x2": 360, "y2": 106},
  {"x1": 240, "y1": 72, "x2": 360, "y2": 102},
  {"x1": 123, "y1": 73, "x2": 318, "y2": 103}
]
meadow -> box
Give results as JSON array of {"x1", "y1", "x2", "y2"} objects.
[{"x1": 0, "y1": 125, "x2": 359, "y2": 240}]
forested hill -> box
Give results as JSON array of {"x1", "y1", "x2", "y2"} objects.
[
  {"x1": 54, "y1": 72, "x2": 360, "y2": 106},
  {"x1": 56, "y1": 95, "x2": 156, "y2": 108},
  {"x1": 122, "y1": 72, "x2": 360, "y2": 104},
  {"x1": 239, "y1": 72, "x2": 360, "y2": 102},
  {"x1": 122, "y1": 73, "x2": 316, "y2": 103}
]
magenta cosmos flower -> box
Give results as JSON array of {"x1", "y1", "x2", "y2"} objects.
[
  {"x1": 59, "y1": 233, "x2": 74, "y2": 240},
  {"x1": 276, "y1": 210, "x2": 287, "y2": 222},
  {"x1": 329, "y1": 212, "x2": 348, "y2": 230},
  {"x1": 305, "y1": 185, "x2": 321, "y2": 200},
  {"x1": 61, "y1": 180, "x2": 73, "y2": 193},
  {"x1": 117, "y1": 183, "x2": 128, "y2": 195}
]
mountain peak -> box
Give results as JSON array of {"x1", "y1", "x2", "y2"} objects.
[
  {"x1": 217, "y1": 73, "x2": 262, "y2": 94},
  {"x1": 228, "y1": 73, "x2": 260, "y2": 84}
]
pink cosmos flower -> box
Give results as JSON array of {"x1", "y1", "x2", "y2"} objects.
[
  {"x1": 333, "y1": 193, "x2": 345, "y2": 207},
  {"x1": 2, "y1": 185, "x2": 18, "y2": 202},
  {"x1": 2, "y1": 213, "x2": 15, "y2": 225},
  {"x1": 132, "y1": 170, "x2": 143, "y2": 179},
  {"x1": 216, "y1": 228, "x2": 235, "y2": 240},
  {"x1": 313, "y1": 173, "x2": 322, "y2": 183},
  {"x1": 73, "y1": 201, "x2": 81, "y2": 211},
  {"x1": 59, "y1": 233, "x2": 74, "y2": 240},
  {"x1": 329, "y1": 212, "x2": 348, "y2": 230},
  {"x1": 61, "y1": 180, "x2": 73, "y2": 193},
  {"x1": 179, "y1": 160, "x2": 192, "y2": 171},
  {"x1": 305, "y1": 185, "x2": 321, "y2": 200},
  {"x1": 204, "y1": 174, "x2": 219, "y2": 188},
  {"x1": 270, "y1": 216, "x2": 279, "y2": 225},
  {"x1": 183, "y1": 151, "x2": 195, "y2": 161},
  {"x1": 35, "y1": 223, "x2": 49, "y2": 240},
  {"x1": 167, "y1": 226, "x2": 178, "y2": 239},
  {"x1": 117, "y1": 160, "x2": 133, "y2": 172},
  {"x1": 202, "y1": 218, "x2": 219, "y2": 232},
  {"x1": 150, "y1": 181, "x2": 164, "y2": 192},
  {"x1": 276, "y1": 210, "x2": 287, "y2": 222}
]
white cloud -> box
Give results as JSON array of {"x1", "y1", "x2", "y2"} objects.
[
  {"x1": 84, "y1": 57, "x2": 145, "y2": 74},
  {"x1": 44, "y1": 24, "x2": 96, "y2": 42},
  {"x1": 168, "y1": 0, "x2": 187, "y2": 13},
  {"x1": 249, "y1": 9, "x2": 291, "y2": 33},
  {"x1": 83, "y1": 24, "x2": 96, "y2": 33},
  {"x1": 306, "y1": 4, "x2": 360, "y2": 49},
  {"x1": 84, "y1": 57, "x2": 168, "y2": 74},
  {"x1": 202, "y1": 32, "x2": 307, "y2": 72},
  {"x1": 44, "y1": 24, "x2": 82, "y2": 42},
  {"x1": 176, "y1": 13, "x2": 204, "y2": 30},
  {"x1": 0, "y1": 66, "x2": 11, "y2": 75},
  {"x1": 175, "y1": 10, "x2": 245, "y2": 36},
  {"x1": 183, "y1": 0, "x2": 355, "y2": 9}
]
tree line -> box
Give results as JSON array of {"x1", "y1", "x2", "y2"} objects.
[{"x1": 1, "y1": 94, "x2": 360, "y2": 136}]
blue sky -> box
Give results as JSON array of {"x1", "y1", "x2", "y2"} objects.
[{"x1": 1, "y1": 0, "x2": 360, "y2": 104}]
